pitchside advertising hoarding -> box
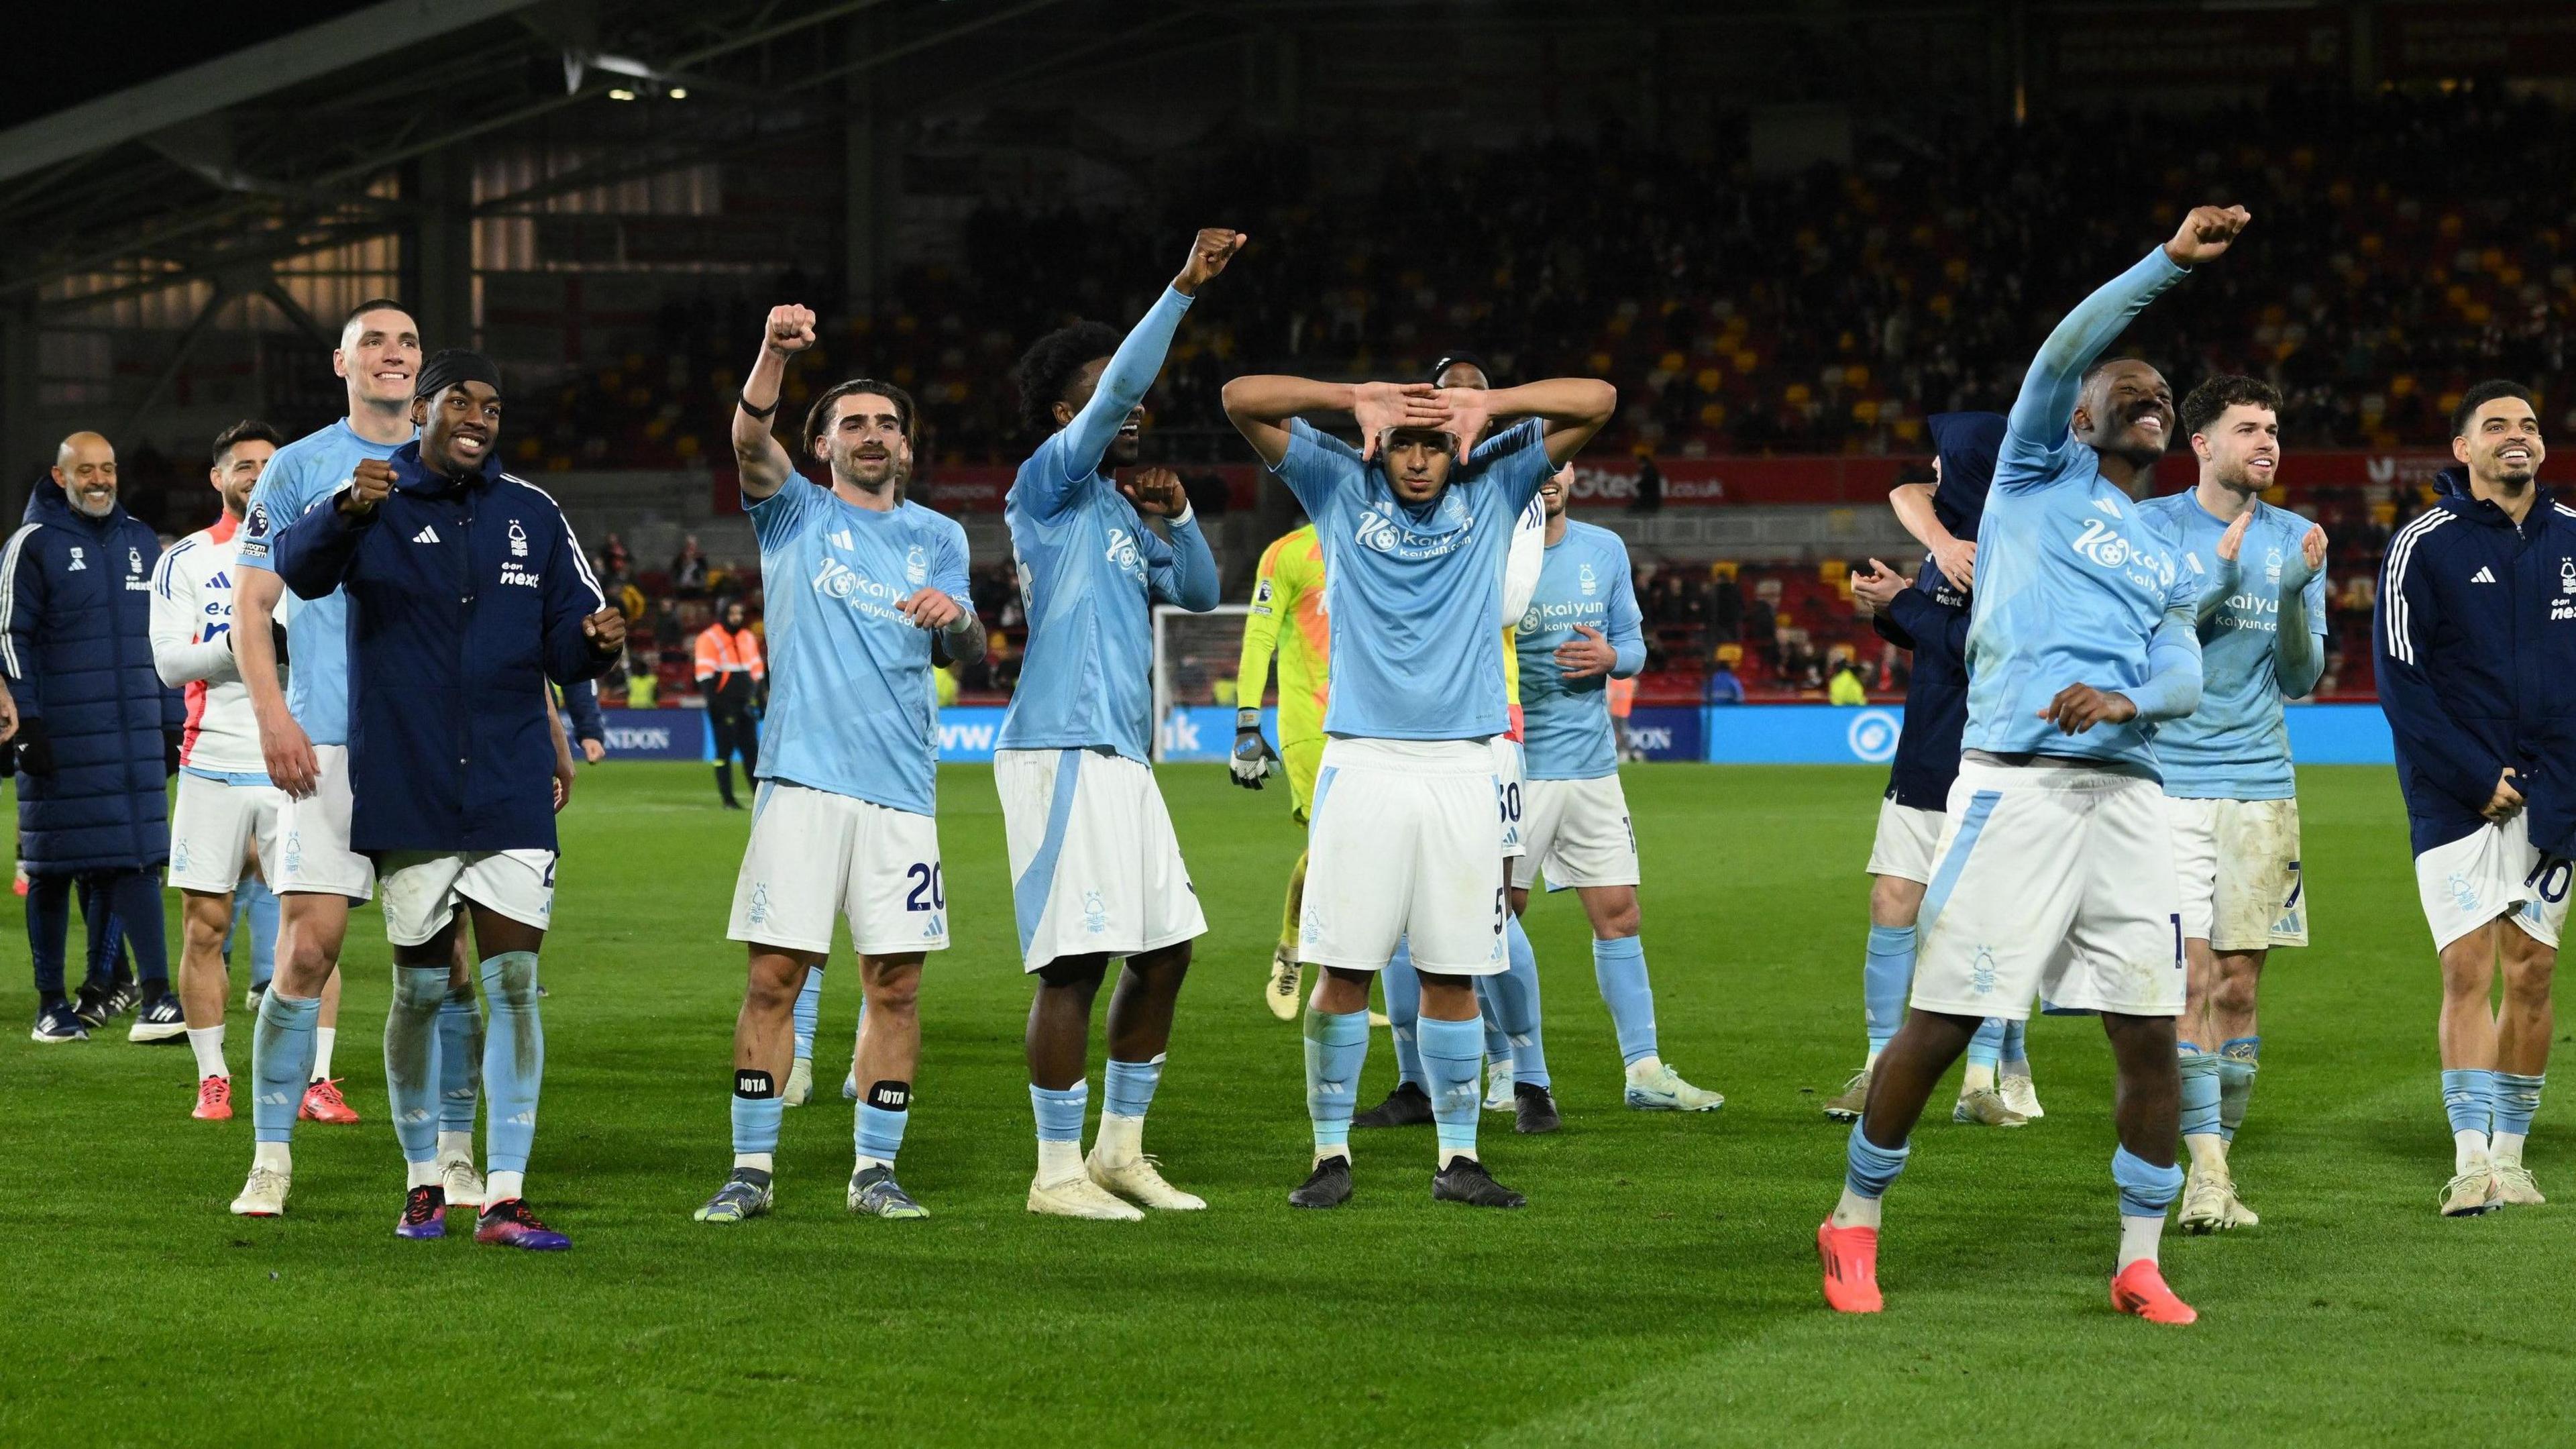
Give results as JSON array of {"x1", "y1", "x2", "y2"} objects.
[{"x1": 605, "y1": 704, "x2": 2394, "y2": 765}]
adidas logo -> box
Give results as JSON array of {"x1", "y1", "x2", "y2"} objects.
[
  {"x1": 412, "y1": 525, "x2": 441, "y2": 544},
  {"x1": 2094, "y1": 497, "x2": 2123, "y2": 518},
  {"x1": 830, "y1": 529, "x2": 854, "y2": 549},
  {"x1": 2471, "y1": 566, "x2": 2496, "y2": 584}
]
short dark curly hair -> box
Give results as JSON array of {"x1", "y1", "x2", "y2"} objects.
[
  {"x1": 2179, "y1": 374, "x2": 2281, "y2": 439},
  {"x1": 1012, "y1": 321, "x2": 1123, "y2": 437},
  {"x1": 209, "y1": 419, "x2": 283, "y2": 466},
  {"x1": 803, "y1": 378, "x2": 918, "y2": 460},
  {"x1": 2452, "y1": 379, "x2": 2536, "y2": 439}
]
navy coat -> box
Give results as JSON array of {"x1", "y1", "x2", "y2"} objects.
[
  {"x1": 3, "y1": 484, "x2": 183, "y2": 872},
  {"x1": 273, "y1": 443, "x2": 613, "y2": 853}
]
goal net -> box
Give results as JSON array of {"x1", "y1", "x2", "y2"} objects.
[{"x1": 1152, "y1": 603, "x2": 1258, "y2": 761}]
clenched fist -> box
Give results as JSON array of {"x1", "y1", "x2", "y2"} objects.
[
  {"x1": 2163, "y1": 205, "x2": 2251, "y2": 269},
  {"x1": 763, "y1": 304, "x2": 817, "y2": 358},
  {"x1": 582, "y1": 607, "x2": 626, "y2": 657},
  {"x1": 1120, "y1": 466, "x2": 1188, "y2": 519},
  {"x1": 1173, "y1": 229, "x2": 1247, "y2": 297},
  {"x1": 341, "y1": 458, "x2": 396, "y2": 516}
]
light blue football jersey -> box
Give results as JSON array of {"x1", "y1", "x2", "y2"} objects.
[
  {"x1": 2136, "y1": 492, "x2": 2325, "y2": 800},
  {"x1": 749, "y1": 482, "x2": 971, "y2": 816},
  {"x1": 1964, "y1": 248, "x2": 2203, "y2": 775},
  {"x1": 1515, "y1": 520, "x2": 1645, "y2": 780},
  {"x1": 232, "y1": 419, "x2": 409, "y2": 745},
  {"x1": 1272, "y1": 419, "x2": 1558, "y2": 741}
]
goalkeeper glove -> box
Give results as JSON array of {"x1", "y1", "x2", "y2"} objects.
[{"x1": 1229, "y1": 708, "x2": 1279, "y2": 790}]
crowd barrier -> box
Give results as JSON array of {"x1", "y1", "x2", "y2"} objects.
[{"x1": 599, "y1": 702, "x2": 2399, "y2": 766}]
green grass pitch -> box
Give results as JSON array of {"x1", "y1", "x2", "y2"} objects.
[{"x1": 3, "y1": 763, "x2": 2571, "y2": 1446}]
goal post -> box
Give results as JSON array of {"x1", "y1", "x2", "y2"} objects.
[{"x1": 1153, "y1": 603, "x2": 1271, "y2": 762}]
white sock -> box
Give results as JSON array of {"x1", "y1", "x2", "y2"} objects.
[
  {"x1": 1962, "y1": 1062, "x2": 1997, "y2": 1094},
  {"x1": 853, "y1": 1155, "x2": 892, "y2": 1173},
  {"x1": 407, "y1": 1158, "x2": 441, "y2": 1189},
  {"x1": 437, "y1": 1128, "x2": 473, "y2": 1159},
  {"x1": 1624, "y1": 1054, "x2": 1662, "y2": 1082},
  {"x1": 1439, "y1": 1146, "x2": 1479, "y2": 1169},
  {"x1": 254, "y1": 1140, "x2": 291, "y2": 1173},
  {"x1": 2455, "y1": 1129, "x2": 2493, "y2": 1175},
  {"x1": 2184, "y1": 1133, "x2": 2229, "y2": 1175},
  {"x1": 1831, "y1": 1187, "x2": 1882, "y2": 1230},
  {"x1": 486, "y1": 1169, "x2": 525, "y2": 1203},
  {"x1": 2493, "y1": 1130, "x2": 2528, "y2": 1168},
  {"x1": 310, "y1": 1026, "x2": 337, "y2": 1081},
  {"x1": 1095, "y1": 1112, "x2": 1144, "y2": 1166},
  {"x1": 1864, "y1": 1046, "x2": 1883, "y2": 1069},
  {"x1": 1036, "y1": 1136, "x2": 1083, "y2": 1182},
  {"x1": 1313, "y1": 1146, "x2": 1350, "y2": 1167},
  {"x1": 187, "y1": 1024, "x2": 227, "y2": 1080},
  {"x1": 2118, "y1": 1213, "x2": 2164, "y2": 1269},
  {"x1": 733, "y1": 1151, "x2": 775, "y2": 1174}
]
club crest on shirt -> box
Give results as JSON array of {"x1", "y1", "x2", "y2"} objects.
[
  {"x1": 1578, "y1": 562, "x2": 1599, "y2": 596},
  {"x1": 508, "y1": 519, "x2": 529, "y2": 558},
  {"x1": 904, "y1": 544, "x2": 928, "y2": 587}
]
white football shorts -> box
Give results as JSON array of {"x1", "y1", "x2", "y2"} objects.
[
  {"x1": 2414, "y1": 814, "x2": 2571, "y2": 952},
  {"x1": 272, "y1": 743, "x2": 376, "y2": 901},
  {"x1": 1495, "y1": 735, "x2": 1527, "y2": 859},
  {"x1": 167, "y1": 771, "x2": 283, "y2": 894},
  {"x1": 1511, "y1": 773, "x2": 1641, "y2": 892},
  {"x1": 2167, "y1": 795, "x2": 2308, "y2": 952},
  {"x1": 1863, "y1": 798, "x2": 1943, "y2": 885},
  {"x1": 996, "y1": 747, "x2": 1206, "y2": 972},
  {"x1": 1910, "y1": 757, "x2": 2184, "y2": 1021},
  {"x1": 378, "y1": 849, "x2": 556, "y2": 948},
  {"x1": 727, "y1": 782, "x2": 950, "y2": 957},
  {"x1": 1301, "y1": 737, "x2": 1507, "y2": 977}
]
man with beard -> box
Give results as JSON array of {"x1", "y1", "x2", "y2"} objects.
[
  {"x1": 1817, "y1": 206, "x2": 2250, "y2": 1324},
  {"x1": 998, "y1": 228, "x2": 1237, "y2": 1220},
  {"x1": 2376, "y1": 380, "x2": 2573, "y2": 1216},
  {"x1": 2139, "y1": 376, "x2": 2328, "y2": 1232},
  {"x1": 694, "y1": 307, "x2": 979, "y2": 1225}
]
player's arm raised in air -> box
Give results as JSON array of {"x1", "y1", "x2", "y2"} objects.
[
  {"x1": 1221, "y1": 376, "x2": 1450, "y2": 470},
  {"x1": 735, "y1": 305, "x2": 816, "y2": 502},
  {"x1": 2377, "y1": 524, "x2": 2516, "y2": 820},
  {"x1": 2003, "y1": 205, "x2": 2249, "y2": 483},
  {"x1": 1443, "y1": 380, "x2": 1619, "y2": 470}
]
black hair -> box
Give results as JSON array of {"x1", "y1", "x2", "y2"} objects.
[
  {"x1": 1012, "y1": 322, "x2": 1123, "y2": 437},
  {"x1": 2179, "y1": 374, "x2": 2282, "y2": 439},
  {"x1": 2453, "y1": 379, "x2": 2537, "y2": 439},
  {"x1": 340, "y1": 298, "x2": 413, "y2": 339},
  {"x1": 804, "y1": 378, "x2": 920, "y2": 457},
  {"x1": 210, "y1": 419, "x2": 284, "y2": 466},
  {"x1": 1428, "y1": 352, "x2": 1490, "y2": 386}
]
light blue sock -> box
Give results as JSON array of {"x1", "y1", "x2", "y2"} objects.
[
  {"x1": 239, "y1": 877, "x2": 278, "y2": 990},
  {"x1": 1417, "y1": 1014, "x2": 1485, "y2": 1157},
  {"x1": 1591, "y1": 933, "x2": 1656, "y2": 1065},
  {"x1": 733, "y1": 1067, "x2": 782, "y2": 1155},
  {"x1": 2442, "y1": 1068, "x2": 2497, "y2": 1137},
  {"x1": 1303, "y1": 1008, "x2": 1370, "y2": 1153},
  {"x1": 1481, "y1": 1004, "x2": 1512, "y2": 1073},
  {"x1": 855, "y1": 1080, "x2": 909, "y2": 1163},
  {"x1": 478, "y1": 952, "x2": 544, "y2": 1176},
  {"x1": 384, "y1": 965, "x2": 448, "y2": 1165},
  {"x1": 1862, "y1": 923, "x2": 1914, "y2": 1055},
  {"x1": 1845, "y1": 1122, "x2": 1909, "y2": 1199},
  {"x1": 1030, "y1": 1080, "x2": 1087, "y2": 1142},
  {"x1": 249, "y1": 990, "x2": 319, "y2": 1144},
  {"x1": 1104, "y1": 1055, "x2": 1163, "y2": 1118},
  {"x1": 2495, "y1": 1071, "x2": 2545, "y2": 1140},
  {"x1": 1482, "y1": 917, "x2": 1550, "y2": 1087},
  {"x1": 2112, "y1": 1144, "x2": 2184, "y2": 1217},
  {"x1": 2217, "y1": 1036, "x2": 2258, "y2": 1142},
  {"x1": 1967, "y1": 1018, "x2": 2005, "y2": 1072},
  {"x1": 438, "y1": 985, "x2": 482, "y2": 1135},
  {"x1": 792, "y1": 965, "x2": 822, "y2": 1063},
  {"x1": 2000, "y1": 1017, "x2": 2029, "y2": 1067},
  {"x1": 1383, "y1": 942, "x2": 1425, "y2": 1090},
  {"x1": 2178, "y1": 1044, "x2": 2220, "y2": 1141}
]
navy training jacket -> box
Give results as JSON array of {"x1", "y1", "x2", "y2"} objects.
[
  {"x1": 1871, "y1": 411, "x2": 2005, "y2": 812},
  {"x1": 2375, "y1": 470, "x2": 2576, "y2": 858},
  {"x1": 272, "y1": 443, "x2": 612, "y2": 853}
]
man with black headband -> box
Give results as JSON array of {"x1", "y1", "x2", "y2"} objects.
[{"x1": 274, "y1": 348, "x2": 624, "y2": 1249}]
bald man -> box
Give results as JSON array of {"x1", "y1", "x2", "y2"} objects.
[{"x1": 5, "y1": 432, "x2": 187, "y2": 1043}]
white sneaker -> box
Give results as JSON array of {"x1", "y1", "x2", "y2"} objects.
[
  {"x1": 1483, "y1": 1060, "x2": 1516, "y2": 1112},
  {"x1": 1627, "y1": 1059, "x2": 1725, "y2": 1112},
  {"x1": 782, "y1": 1057, "x2": 813, "y2": 1108},
  {"x1": 1087, "y1": 1150, "x2": 1206, "y2": 1211},
  {"x1": 1265, "y1": 947, "x2": 1303, "y2": 1022},
  {"x1": 2441, "y1": 1164, "x2": 2501, "y2": 1217},
  {"x1": 2178, "y1": 1167, "x2": 2235, "y2": 1234},
  {"x1": 229, "y1": 1165, "x2": 290, "y2": 1217},
  {"x1": 1949, "y1": 1087, "x2": 2026, "y2": 1127},
  {"x1": 1028, "y1": 1170, "x2": 1144, "y2": 1221},
  {"x1": 1998, "y1": 1069, "x2": 2044, "y2": 1120},
  {"x1": 2220, "y1": 1181, "x2": 2261, "y2": 1227},
  {"x1": 437, "y1": 1148, "x2": 486, "y2": 1211},
  {"x1": 2494, "y1": 1161, "x2": 2546, "y2": 1205}
]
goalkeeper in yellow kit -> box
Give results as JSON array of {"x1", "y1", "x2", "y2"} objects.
[{"x1": 1230, "y1": 522, "x2": 1330, "y2": 1020}]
